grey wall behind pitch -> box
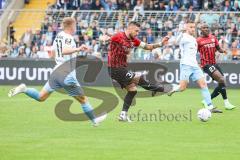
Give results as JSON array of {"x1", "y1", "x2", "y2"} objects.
[{"x1": 0, "y1": 58, "x2": 239, "y2": 88}]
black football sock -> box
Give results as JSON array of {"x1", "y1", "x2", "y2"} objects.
[
  {"x1": 218, "y1": 83, "x2": 227, "y2": 100},
  {"x1": 138, "y1": 76, "x2": 164, "y2": 92},
  {"x1": 211, "y1": 86, "x2": 221, "y2": 99},
  {"x1": 122, "y1": 91, "x2": 137, "y2": 112}
]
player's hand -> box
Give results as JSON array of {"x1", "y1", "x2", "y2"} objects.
[
  {"x1": 222, "y1": 49, "x2": 227, "y2": 54},
  {"x1": 99, "y1": 34, "x2": 110, "y2": 42},
  {"x1": 78, "y1": 44, "x2": 90, "y2": 51},
  {"x1": 180, "y1": 28, "x2": 186, "y2": 32},
  {"x1": 161, "y1": 36, "x2": 170, "y2": 45}
]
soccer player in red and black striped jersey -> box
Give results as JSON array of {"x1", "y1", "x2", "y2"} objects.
[
  {"x1": 102, "y1": 21, "x2": 176, "y2": 122},
  {"x1": 197, "y1": 24, "x2": 236, "y2": 110}
]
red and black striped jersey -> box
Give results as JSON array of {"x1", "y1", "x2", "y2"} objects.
[
  {"x1": 108, "y1": 32, "x2": 141, "y2": 67},
  {"x1": 197, "y1": 34, "x2": 219, "y2": 67}
]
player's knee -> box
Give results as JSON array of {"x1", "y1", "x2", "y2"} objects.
[
  {"x1": 38, "y1": 95, "x2": 47, "y2": 102},
  {"x1": 126, "y1": 83, "x2": 137, "y2": 91},
  {"x1": 199, "y1": 81, "x2": 207, "y2": 88},
  {"x1": 78, "y1": 96, "x2": 88, "y2": 104},
  {"x1": 132, "y1": 76, "x2": 141, "y2": 85},
  {"x1": 38, "y1": 89, "x2": 50, "y2": 102},
  {"x1": 179, "y1": 85, "x2": 186, "y2": 91},
  {"x1": 218, "y1": 77, "x2": 225, "y2": 84}
]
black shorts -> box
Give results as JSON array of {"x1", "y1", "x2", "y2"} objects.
[
  {"x1": 203, "y1": 64, "x2": 224, "y2": 80},
  {"x1": 108, "y1": 67, "x2": 135, "y2": 88}
]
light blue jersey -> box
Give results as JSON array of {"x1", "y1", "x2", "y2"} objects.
[
  {"x1": 177, "y1": 32, "x2": 204, "y2": 82},
  {"x1": 43, "y1": 31, "x2": 83, "y2": 96}
]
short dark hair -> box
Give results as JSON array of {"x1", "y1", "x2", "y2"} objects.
[
  {"x1": 186, "y1": 20, "x2": 195, "y2": 24},
  {"x1": 128, "y1": 21, "x2": 141, "y2": 27},
  {"x1": 201, "y1": 23, "x2": 209, "y2": 28}
]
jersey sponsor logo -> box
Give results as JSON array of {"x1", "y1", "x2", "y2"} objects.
[
  {"x1": 203, "y1": 43, "x2": 215, "y2": 48},
  {"x1": 65, "y1": 38, "x2": 72, "y2": 45}
]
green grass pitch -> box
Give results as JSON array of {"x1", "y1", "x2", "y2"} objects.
[{"x1": 0, "y1": 86, "x2": 240, "y2": 160}]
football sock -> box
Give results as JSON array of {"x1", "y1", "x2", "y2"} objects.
[
  {"x1": 211, "y1": 83, "x2": 227, "y2": 100},
  {"x1": 122, "y1": 91, "x2": 137, "y2": 112},
  {"x1": 224, "y1": 99, "x2": 230, "y2": 106},
  {"x1": 211, "y1": 86, "x2": 221, "y2": 99},
  {"x1": 138, "y1": 76, "x2": 164, "y2": 92},
  {"x1": 218, "y1": 83, "x2": 227, "y2": 100},
  {"x1": 25, "y1": 88, "x2": 41, "y2": 101},
  {"x1": 201, "y1": 87, "x2": 212, "y2": 106},
  {"x1": 81, "y1": 102, "x2": 95, "y2": 123}
]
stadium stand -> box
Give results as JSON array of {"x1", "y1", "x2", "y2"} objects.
[{"x1": 1, "y1": 0, "x2": 240, "y2": 61}]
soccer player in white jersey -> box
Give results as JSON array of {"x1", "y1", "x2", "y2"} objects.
[
  {"x1": 168, "y1": 20, "x2": 221, "y2": 113},
  {"x1": 8, "y1": 17, "x2": 107, "y2": 125}
]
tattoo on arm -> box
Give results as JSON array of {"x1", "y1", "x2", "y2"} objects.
[
  {"x1": 143, "y1": 43, "x2": 162, "y2": 50},
  {"x1": 216, "y1": 45, "x2": 224, "y2": 53}
]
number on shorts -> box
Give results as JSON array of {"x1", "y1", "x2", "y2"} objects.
[
  {"x1": 126, "y1": 72, "x2": 134, "y2": 78},
  {"x1": 209, "y1": 65, "x2": 216, "y2": 73}
]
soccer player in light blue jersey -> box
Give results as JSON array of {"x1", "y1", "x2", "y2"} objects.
[
  {"x1": 8, "y1": 17, "x2": 107, "y2": 125},
  {"x1": 168, "y1": 20, "x2": 222, "y2": 113}
]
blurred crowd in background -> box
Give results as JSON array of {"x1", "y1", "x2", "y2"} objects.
[{"x1": 0, "y1": 0, "x2": 240, "y2": 61}]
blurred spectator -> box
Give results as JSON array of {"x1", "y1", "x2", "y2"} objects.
[
  {"x1": 200, "y1": 13, "x2": 220, "y2": 26},
  {"x1": 219, "y1": 12, "x2": 227, "y2": 26},
  {"x1": 231, "y1": 40, "x2": 240, "y2": 60},
  {"x1": 231, "y1": 1, "x2": 240, "y2": 11},
  {"x1": 18, "y1": 46, "x2": 27, "y2": 58},
  {"x1": 145, "y1": 0, "x2": 155, "y2": 10},
  {"x1": 80, "y1": 0, "x2": 91, "y2": 10},
  {"x1": 90, "y1": 39, "x2": 101, "y2": 57},
  {"x1": 91, "y1": 0, "x2": 103, "y2": 10},
  {"x1": 162, "y1": 46, "x2": 173, "y2": 61},
  {"x1": 29, "y1": 46, "x2": 39, "y2": 58},
  {"x1": 222, "y1": 0, "x2": 231, "y2": 11},
  {"x1": 9, "y1": 42, "x2": 19, "y2": 58},
  {"x1": 146, "y1": 28, "x2": 154, "y2": 44},
  {"x1": 4, "y1": 0, "x2": 240, "y2": 62},
  {"x1": 0, "y1": 0, "x2": 5, "y2": 9},
  {"x1": 156, "y1": 2, "x2": 166, "y2": 11},
  {"x1": 225, "y1": 28, "x2": 233, "y2": 46},
  {"x1": 8, "y1": 22, "x2": 15, "y2": 45},
  {"x1": 0, "y1": 42, "x2": 9, "y2": 58},
  {"x1": 167, "y1": 31, "x2": 176, "y2": 46},
  {"x1": 101, "y1": 0, "x2": 118, "y2": 12},
  {"x1": 32, "y1": 29, "x2": 42, "y2": 47},
  {"x1": 191, "y1": 0, "x2": 202, "y2": 10},
  {"x1": 21, "y1": 29, "x2": 33, "y2": 47},
  {"x1": 37, "y1": 45, "x2": 49, "y2": 58},
  {"x1": 25, "y1": 0, "x2": 30, "y2": 4},
  {"x1": 45, "y1": 26, "x2": 55, "y2": 43},
  {"x1": 0, "y1": 0, "x2": 2, "y2": 9},
  {"x1": 166, "y1": 0, "x2": 179, "y2": 11},
  {"x1": 71, "y1": 0, "x2": 81, "y2": 10},
  {"x1": 40, "y1": 34, "x2": 48, "y2": 47},
  {"x1": 173, "y1": 45, "x2": 181, "y2": 60},
  {"x1": 133, "y1": 0, "x2": 144, "y2": 16},
  {"x1": 56, "y1": 0, "x2": 65, "y2": 9}
]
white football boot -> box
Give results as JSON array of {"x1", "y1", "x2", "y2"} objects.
[{"x1": 8, "y1": 83, "x2": 27, "y2": 97}]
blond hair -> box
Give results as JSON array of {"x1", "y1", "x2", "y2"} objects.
[{"x1": 62, "y1": 17, "x2": 76, "y2": 30}]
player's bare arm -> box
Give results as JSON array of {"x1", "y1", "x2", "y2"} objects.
[
  {"x1": 62, "y1": 44, "x2": 90, "y2": 55},
  {"x1": 216, "y1": 45, "x2": 227, "y2": 54},
  {"x1": 99, "y1": 34, "x2": 111, "y2": 43},
  {"x1": 140, "y1": 36, "x2": 169, "y2": 50}
]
